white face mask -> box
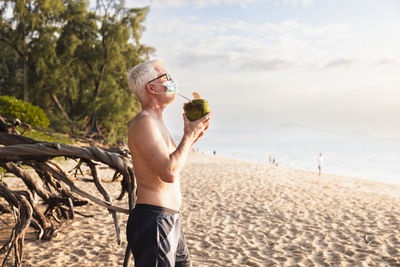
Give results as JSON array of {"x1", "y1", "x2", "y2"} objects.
[
  {"x1": 163, "y1": 79, "x2": 178, "y2": 95},
  {"x1": 148, "y1": 73, "x2": 179, "y2": 95}
]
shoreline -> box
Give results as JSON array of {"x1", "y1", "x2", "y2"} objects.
[{"x1": 200, "y1": 150, "x2": 400, "y2": 187}]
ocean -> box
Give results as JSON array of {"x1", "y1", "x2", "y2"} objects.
[{"x1": 190, "y1": 129, "x2": 400, "y2": 186}]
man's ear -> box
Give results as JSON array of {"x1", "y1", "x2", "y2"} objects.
[{"x1": 146, "y1": 83, "x2": 153, "y2": 93}]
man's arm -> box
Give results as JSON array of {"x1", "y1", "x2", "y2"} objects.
[{"x1": 129, "y1": 113, "x2": 210, "y2": 183}]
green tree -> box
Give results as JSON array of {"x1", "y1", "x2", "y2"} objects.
[
  {"x1": 0, "y1": 0, "x2": 154, "y2": 143},
  {"x1": 57, "y1": 1, "x2": 152, "y2": 141},
  {"x1": 0, "y1": 0, "x2": 65, "y2": 102},
  {"x1": 54, "y1": 0, "x2": 153, "y2": 142},
  {"x1": 0, "y1": 41, "x2": 23, "y2": 98}
]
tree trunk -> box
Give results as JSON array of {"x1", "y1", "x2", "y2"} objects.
[
  {"x1": 23, "y1": 22, "x2": 28, "y2": 103},
  {"x1": 88, "y1": 113, "x2": 101, "y2": 138},
  {"x1": 87, "y1": 62, "x2": 107, "y2": 139},
  {"x1": 51, "y1": 93, "x2": 79, "y2": 131}
]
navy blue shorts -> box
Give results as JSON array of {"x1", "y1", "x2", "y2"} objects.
[{"x1": 126, "y1": 204, "x2": 192, "y2": 267}]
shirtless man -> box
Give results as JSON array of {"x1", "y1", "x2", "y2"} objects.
[{"x1": 126, "y1": 59, "x2": 210, "y2": 267}]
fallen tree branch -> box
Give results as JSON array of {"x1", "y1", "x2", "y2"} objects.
[
  {"x1": 0, "y1": 132, "x2": 136, "y2": 266},
  {"x1": 0, "y1": 184, "x2": 32, "y2": 267},
  {"x1": 39, "y1": 162, "x2": 129, "y2": 214}
]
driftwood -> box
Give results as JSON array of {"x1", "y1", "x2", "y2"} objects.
[
  {"x1": 0, "y1": 117, "x2": 136, "y2": 267},
  {"x1": 0, "y1": 184, "x2": 32, "y2": 267},
  {"x1": 0, "y1": 117, "x2": 30, "y2": 135}
]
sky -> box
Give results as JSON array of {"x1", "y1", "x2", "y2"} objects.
[{"x1": 124, "y1": 0, "x2": 400, "y2": 138}]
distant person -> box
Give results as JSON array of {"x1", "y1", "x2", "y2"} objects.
[
  {"x1": 269, "y1": 155, "x2": 272, "y2": 163},
  {"x1": 126, "y1": 59, "x2": 210, "y2": 266},
  {"x1": 318, "y1": 153, "x2": 323, "y2": 176},
  {"x1": 213, "y1": 150, "x2": 216, "y2": 156}
]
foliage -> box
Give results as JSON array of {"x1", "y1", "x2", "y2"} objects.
[
  {"x1": 0, "y1": 95, "x2": 50, "y2": 128},
  {"x1": 19, "y1": 128, "x2": 74, "y2": 144},
  {"x1": 0, "y1": 42, "x2": 22, "y2": 98},
  {"x1": 0, "y1": 0, "x2": 154, "y2": 142}
]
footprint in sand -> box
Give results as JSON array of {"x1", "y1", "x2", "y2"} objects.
[
  {"x1": 385, "y1": 246, "x2": 399, "y2": 257},
  {"x1": 71, "y1": 249, "x2": 87, "y2": 257}
]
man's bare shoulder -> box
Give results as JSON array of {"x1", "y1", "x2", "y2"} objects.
[
  {"x1": 128, "y1": 111, "x2": 159, "y2": 144},
  {"x1": 129, "y1": 111, "x2": 154, "y2": 131},
  {"x1": 128, "y1": 112, "x2": 150, "y2": 150}
]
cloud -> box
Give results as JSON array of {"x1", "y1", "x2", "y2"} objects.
[
  {"x1": 133, "y1": 0, "x2": 313, "y2": 8},
  {"x1": 133, "y1": 0, "x2": 263, "y2": 8},
  {"x1": 240, "y1": 59, "x2": 293, "y2": 71},
  {"x1": 176, "y1": 52, "x2": 232, "y2": 68},
  {"x1": 278, "y1": 0, "x2": 313, "y2": 7},
  {"x1": 372, "y1": 58, "x2": 398, "y2": 66},
  {"x1": 324, "y1": 58, "x2": 357, "y2": 68},
  {"x1": 175, "y1": 50, "x2": 293, "y2": 72},
  {"x1": 145, "y1": 17, "x2": 354, "y2": 72},
  {"x1": 143, "y1": 9, "x2": 400, "y2": 76}
]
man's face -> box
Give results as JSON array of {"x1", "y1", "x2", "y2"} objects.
[{"x1": 145, "y1": 65, "x2": 177, "y2": 105}]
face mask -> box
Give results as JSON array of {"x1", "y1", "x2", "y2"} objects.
[
  {"x1": 163, "y1": 79, "x2": 178, "y2": 95},
  {"x1": 151, "y1": 79, "x2": 178, "y2": 95}
]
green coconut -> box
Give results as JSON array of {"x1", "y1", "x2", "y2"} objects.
[{"x1": 183, "y1": 99, "x2": 210, "y2": 121}]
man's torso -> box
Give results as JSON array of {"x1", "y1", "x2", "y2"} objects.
[{"x1": 128, "y1": 111, "x2": 182, "y2": 210}]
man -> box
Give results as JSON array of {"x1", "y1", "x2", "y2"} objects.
[
  {"x1": 318, "y1": 152, "x2": 323, "y2": 176},
  {"x1": 126, "y1": 59, "x2": 210, "y2": 266}
]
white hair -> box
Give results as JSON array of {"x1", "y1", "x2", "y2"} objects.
[{"x1": 127, "y1": 59, "x2": 164, "y2": 102}]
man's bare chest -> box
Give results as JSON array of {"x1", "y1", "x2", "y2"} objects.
[{"x1": 156, "y1": 122, "x2": 176, "y2": 152}]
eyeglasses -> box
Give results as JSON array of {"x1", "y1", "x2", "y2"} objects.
[{"x1": 146, "y1": 73, "x2": 172, "y2": 85}]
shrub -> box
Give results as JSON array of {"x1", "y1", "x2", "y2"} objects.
[{"x1": 0, "y1": 95, "x2": 50, "y2": 128}]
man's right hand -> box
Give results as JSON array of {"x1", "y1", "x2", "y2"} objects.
[{"x1": 182, "y1": 113, "x2": 211, "y2": 144}]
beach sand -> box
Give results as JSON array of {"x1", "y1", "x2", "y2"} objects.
[{"x1": 1, "y1": 153, "x2": 400, "y2": 266}]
